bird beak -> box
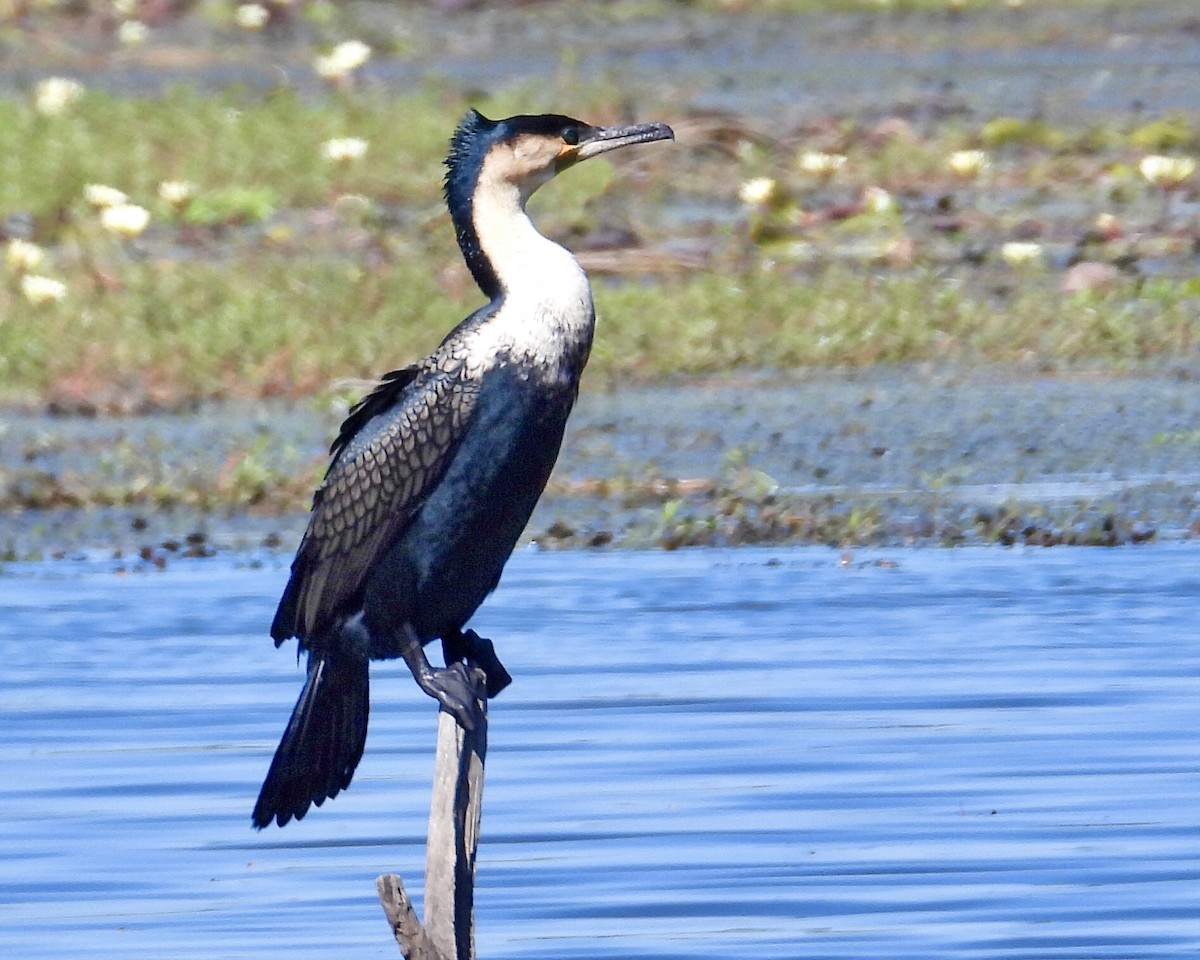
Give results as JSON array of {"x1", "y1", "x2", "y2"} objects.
[{"x1": 571, "y1": 121, "x2": 675, "y2": 163}]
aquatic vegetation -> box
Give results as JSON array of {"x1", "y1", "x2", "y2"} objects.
[
  {"x1": 798, "y1": 150, "x2": 846, "y2": 179},
  {"x1": 860, "y1": 186, "x2": 895, "y2": 214},
  {"x1": 33, "y1": 77, "x2": 84, "y2": 117},
  {"x1": 980, "y1": 117, "x2": 1064, "y2": 150},
  {"x1": 738, "y1": 176, "x2": 777, "y2": 206},
  {"x1": 100, "y1": 203, "x2": 151, "y2": 238},
  {"x1": 1139, "y1": 154, "x2": 1196, "y2": 188},
  {"x1": 946, "y1": 149, "x2": 990, "y2": 180},
  {"x1": 83, "y1": 184, "x2": 129, "y2": 209},
  {"x1": 117, "y1": 19, "x2": 149, "y2": 46},
  {"x1": 234, "y1": 3, "x2": 270, "y2": 30},
  {"x1": 314, "y1": 39, "x2": 372, "y2": 83},
  {"x1": 1129, "y1": 117, "x2": 1196, "y2": 152},
  {"x1": 535, "y1": 460, "x2": 1168, "y2": 551},
  {"x1": 999, "y1": 241, "x2": 1043, "y2": 267},
  {"x1": 19, "y1": 274, "x2": 67, "y2": 306},
  {"x1": 321, "y1": 137, "x2": 370, "y2": 164},
  {"x1": 182, "y1": 186, "x2": 279, "y2": 226},
  {"x1": 5, "y1": 239, "x2": 44, "y2": 274},
  {"x1": 157, "y1": 180, "x2": 197, "y2": 212}
]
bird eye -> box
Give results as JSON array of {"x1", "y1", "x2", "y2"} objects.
[{"x1": 562, "y1": 127, "x2": 580, "y2": 146}]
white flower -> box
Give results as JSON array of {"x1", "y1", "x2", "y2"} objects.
[
  {"x1": 235, "y1": 4, "x2": 270, "y2": 30},
  {"x1": 6, "y1": 239, "x2": 44, "y2": 274},
  {"x1": 314, "y1": 40, "x2": 372, "y2": 80},
  {"x1": 1094, "y1": 212, "x2": 1122, "y2": 239},
  {"x1": 34, "y1": 77, "x2": 85, "y2": 116},
  {"x1": 84, "y1": 184, "x2": 129, "y2": 209},
  {"x1": 112, "y1": 0, "x2": 139, "y2": 15},
  {"x1": 798, "y1": 150, "x2": 846, "y2": 178},
  {"x1": 947, "y1": 149, "x2": 990, "y2": 179},
  {"x1": 738, "y1": 177, "x2": 776, "y2": 206},
  {"x1": 1139, "y1": 155, "x2": 1196, "y2": 188},
  {"x1": 20, "y1": 274, "x2": 67, "y2": 305},
  {"x1": 1000, "y1": 241, "x2": 1043, "y2": 266},
  {"x1": 100, "y1": 203, "x2": 151, "y2": 237},
  {"x1": 862, "y1": 185, "x2": 895, "y2": 214},
  {"x1": 157, "y1": 180, "x2": 196, "y2": 207},
  {"x1": 118, "y1": 20, "x2": 149, "y2": 46},
  {"x1": 321, "y1": 137, "x2": 369, "y2": 163}
]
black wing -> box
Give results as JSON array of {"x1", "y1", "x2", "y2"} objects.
[
  {"x1": 272, "y1": 362, "x2": 480, "y2": 643},
  {"x1": 329, "y1": 366, "x2": 420, "y2": 463}
]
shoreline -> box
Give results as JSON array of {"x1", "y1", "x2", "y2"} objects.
[{"x1": 5, "y1": 365, "x2": 1198, "y2": 558}]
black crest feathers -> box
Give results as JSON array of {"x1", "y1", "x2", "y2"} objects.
[
  {"x1": 444, "y1": 110, "x2": 502, "y2": 299},
  {"x1": 444, "y1": 109, "x2": 496, "y2": 196}
]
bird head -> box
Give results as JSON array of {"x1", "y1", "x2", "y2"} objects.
[
  {"x1": 444, "y1": 110, "x2": 673, "y2": 298},
  {"x1": 446, "y1": 110, "x2": 674, "y2": 208}
]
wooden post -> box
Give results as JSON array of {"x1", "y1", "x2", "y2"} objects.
[{"x1": 377, "y1": 666, "x2": 488, "y2": 960}]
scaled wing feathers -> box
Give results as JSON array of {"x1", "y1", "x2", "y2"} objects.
[
  {"x1": 275, "y1": 365, "x2": 480, "y2": 641},
  {"x1": 329, "y1": 366, "x2": 420, "y2": 464}
]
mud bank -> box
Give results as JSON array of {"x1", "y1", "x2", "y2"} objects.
[{"x1": 4, "y1": 366, "x2": 1199, "y2": 557}]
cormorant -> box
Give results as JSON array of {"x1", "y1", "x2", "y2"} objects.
[{"x1": 253, "y1": 110, "x2": 674, "y2": 829}]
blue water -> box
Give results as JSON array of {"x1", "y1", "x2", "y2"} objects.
[{"x1": 2, "y1": 546, "x2": 1198, "y2": 959}]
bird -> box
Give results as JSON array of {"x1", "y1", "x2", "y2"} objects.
[{"x1": 253, "y1": 109, "x2": 674, "y2": 829}]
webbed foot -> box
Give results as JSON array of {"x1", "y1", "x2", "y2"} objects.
[
  {"x1": 417, "y1": 662, "x2": 480, "y2": 731},
  {"x1": 401, "y1": 641, "x2": 481, "y2": 731},
  {"x1": 442, "y1": 628, "x2": 512, "y2": 698}
]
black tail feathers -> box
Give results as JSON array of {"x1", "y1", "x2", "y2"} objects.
[{"x1": 252, "y1": 653, "x2": 369, "y2": 829}]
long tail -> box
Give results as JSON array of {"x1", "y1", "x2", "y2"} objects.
[{"x1": 253, "y1": 653, "x2": 369, "y2": 829}]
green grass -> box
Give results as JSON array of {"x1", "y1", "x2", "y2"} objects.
[
  {"x1": 592, "y1": 268, "x2": 1198, "y2": 375},
  {"x1": 4, "y1": 249, "x2": 1192, "y2": 407},
  {"x1": 0, "y1": 248, "x2": 469, "y2": 402},
  {"x1": 0, "y1": 88, "x2": 457, "y2": 225}
]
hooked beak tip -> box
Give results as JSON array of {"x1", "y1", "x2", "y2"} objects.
[{"x1": 575, "y1": 120, "x2": 676, "y2": 161}]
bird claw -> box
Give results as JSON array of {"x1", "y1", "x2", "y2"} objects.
[
  {"x1": 442, "y1": 629, "x2": 513, "y2": 698},
  {"x1": 416, "y1": 661, "x2": 481, "y2": 731}
]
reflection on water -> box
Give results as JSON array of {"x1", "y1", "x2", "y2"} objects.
[{"x1": 1, "y1": 546, "x2": 1198, "y2": 959}]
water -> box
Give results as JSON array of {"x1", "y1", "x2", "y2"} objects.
[
  {"x1": 2, "y1": 546, "x2": 1198, "y2": 958},
  {"x1": 15, "y1": 3, "x2": 1200, "y2": 125}
]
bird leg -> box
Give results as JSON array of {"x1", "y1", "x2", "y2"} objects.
[
  {"x1": 441, "y1": 628, "x2": 513, "y2": 698},
  {"x1": 399, "y1": 634, "x2": 479, "y2": 731}
]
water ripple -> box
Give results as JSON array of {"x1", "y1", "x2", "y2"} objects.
[{"x1": 2, "y1": 546, "x2": 1198, "y2": 958}]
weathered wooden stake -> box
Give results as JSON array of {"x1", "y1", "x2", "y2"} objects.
[{"x1": 377, "y1": 666, "x2": 488, "y2": 960}]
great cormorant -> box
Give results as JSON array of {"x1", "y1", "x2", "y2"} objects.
[{"x1": 253, "y1": 110, "x2": 674, "y2": 828}]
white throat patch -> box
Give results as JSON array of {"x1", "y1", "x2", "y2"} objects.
[{"x1": 467, "y1": 151, "x2": 595, "y2": 377}]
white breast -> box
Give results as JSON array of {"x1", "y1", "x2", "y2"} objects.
[{"x1": 468, "y1": 170, "x2": 596, "y2": 379}]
